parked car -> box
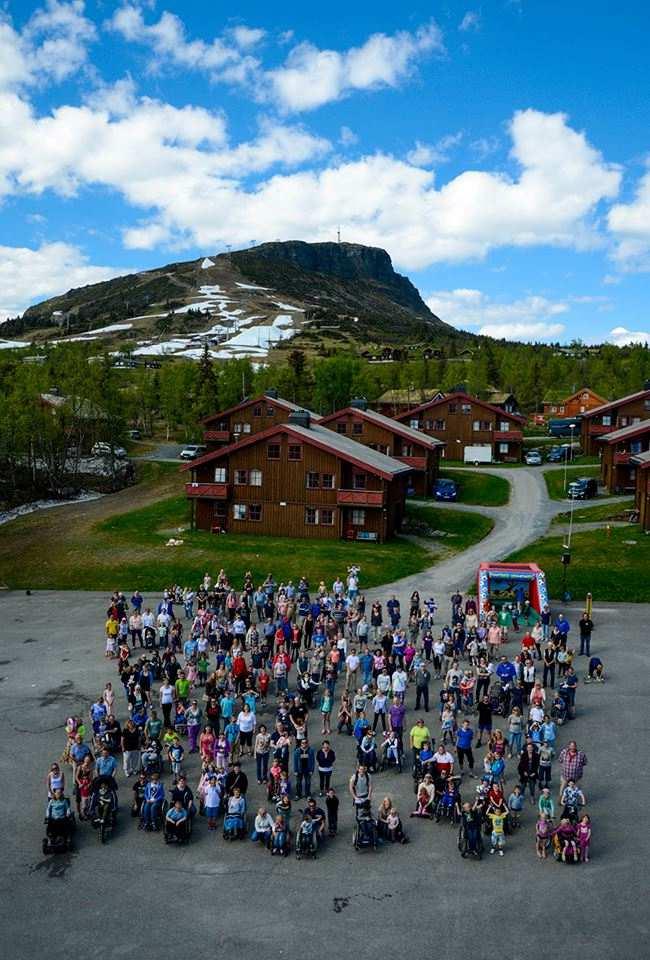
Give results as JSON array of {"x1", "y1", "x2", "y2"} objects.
[
  {"x1": 433, "y1": 478, "x2": 458, "y2": 502},
  {"x1": 524, "y1": 449, "x2": 543, "y2": 466},
  {"x1": 91, "y1": 441, "x2": 127, "y2": 459},
  {"x1": 127, "y1": 429, "x2": 142, "y2": 440},
  {"x1": 546, "y1": 445, "x2": 569, "y2": 463},
  {"x1": 567, "y1": 477, "x2": 598, "y2": 500},
  {"x1": 179, "y1": 444, "x2": 207, "y2": 461}
]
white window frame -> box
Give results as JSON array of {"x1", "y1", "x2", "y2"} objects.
[
  {"x1": 499, "y1": 421, "x2": 510, "y2": 432},
  {"x1": 249, "y1": 469, "x2": 262, "y2": 486},
  {"x1": 234, "y1": 469, "x2": 248, "y2": 485},
  {"x1": 233, "y1": 504, "x2": 247, "y2": 520},
  {"x1": 351, "y1": 509, "x2": 366, "y2": 526},
  {"x1": 498, "y1": 442, "x2": 509, "y2": 454},
  {"x1": 214, "y1": 467, "x2": 227, "y2": 483},
  {"x1": 305, "y1": 507, "x2": 319, "y2": 525}
]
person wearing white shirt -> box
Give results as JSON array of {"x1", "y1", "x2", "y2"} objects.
[
  {"x1": 392, "y1": 668, "x2": 408, "y2": 701},
  {"x1": 345, "y1": 650, "x2": 360, "y2": 691}
]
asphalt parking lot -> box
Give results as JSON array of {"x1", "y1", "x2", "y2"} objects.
[{"x1": 1, "y1": 592, "x2": 648, "y2": 960}]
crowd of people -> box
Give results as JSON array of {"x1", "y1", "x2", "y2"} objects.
[{"x1": 44, "y1": 567, "x2": 600, "y2": 863}]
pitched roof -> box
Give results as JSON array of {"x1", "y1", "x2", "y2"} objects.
[
  {"x1": 543, "y1": 387, "x2": 607, "y2": 406},
  {"x1": 182, "y1": 421, "x2": 411, "y2": 480},
  {"x1": 202, "y1": 393, "x2": 322, "y2": 426},
  {"x1": 394, "y1": 391, "x2": 527, "y2": 424},
  {"x1": 580, "y1": 388, "x2": 650, "y2": 420},
  {"x1": 598, "y1": 418, "x2": 650, "y2": 444},
  {"x1": 631, "y1": 450, "x2": 650, "y2": 469},
  {"x1": 319, "y1": 407, "x2": 443, "y2": 449},
  {"x1": 375, "y1": 388, "x2": 443, "y2": 405},
  {"x1": 485, "y1": 390, "x2": 517, "y2": 405}
]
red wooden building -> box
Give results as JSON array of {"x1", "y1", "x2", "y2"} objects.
[
  {"x1": 598, "y1": 419, "x2": 650, "y2": 494},
  {"x1": 394, "y1": 391, "x2": 526, "y2": 462},
  {"x1": 632, "y1": 451, "x2": 650, "y2": 531},
  {"x1": 580, "y1": 385, "x2": 650, "y2": 455},
  {"x1": 182, "y1": 409, "x2": 411, "y2": 542},
  {"x1": 201, "y1": 390, "x2": 322, "y2": 448},
  {"x1": 319, "y1": 399, "x2": 442, "y2": 496},
  {"x1": 541, "y1": 387, "x2": 607, "y2": 421}
]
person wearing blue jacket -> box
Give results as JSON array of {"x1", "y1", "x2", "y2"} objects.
[
  {"x1": 496, "y1": 657, "x2": 517, "y2": 685},
  {"x1": 141, "y1": 773, "x2": 165, "y2": 830},
  {"x1": 293, "y1": 741, "x2": 315, "y2": 799}
]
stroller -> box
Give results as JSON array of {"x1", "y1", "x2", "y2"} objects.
[
  {"x1": 88, "y1": 776, "x2": 118, "y2": 843},
  {"x1": 353, "y1": 805, "x2": 378, "y2": 851},
  {"x1": 458, "y1": 812, "x2": 483, "y2": 859}
]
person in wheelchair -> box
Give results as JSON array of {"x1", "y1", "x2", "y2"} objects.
[
  {"x1": 141, "y1": 739, "x2": 163, "y2": 776},
  {"x1": 44, "y1": 789, "x2": 75, "y2": 852},
  {"x1": 411, "y1": 773, "x2": 436, "y2": 819},
  {"x1": 458, "y1": 802, "x2": 483, "y2": 858},
  {"x1": 379, "y1": 731, "x2": 403, "y2": 771},
  {"x1": 140, "y1": 772, "x2": 165, "y2": 831},
  {"x1": 164, "y1": 799, "x2": 190, "y2": 843},
  {"x1": 223, "y1": 787, "x2": 247, "y2": 839},
  {"x1": 295, "y1": 811, "x2": 318, "y2": 857},
  {"x1": 435, "y1": 776, "x2": 461, "y2": 823},
  {"x1": 131, "y1": 772, "x2": 148, "y2": 818}
]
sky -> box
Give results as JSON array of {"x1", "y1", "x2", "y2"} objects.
[{"x1": 1, "y1": 0, "x2": 650, "y2": 345}]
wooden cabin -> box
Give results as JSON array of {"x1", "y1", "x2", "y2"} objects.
[
  {"x1": 598, "y1": 419, "x2": 650, "y2": 494},
  {"x1": 542, "y1": 387, "x2": 607, "y2": 421},
  {"x1": 580, "y1": 385, "x2": 650, "y2": 455},
  {"x1": 319, "y1": 398, "x2": 442, "y2": 496},
  {"x1": 373, "y1": 388, "x2": 445, "y2": 418},
  {"x1": 394, "y1": 391, "x2": 526, "y2": 462},
  {"x1": 202, "y1": 390, "x2": 322, "y2": 448},
  {"x1": 182, "y1": 409, "x2": 411, "y2": 542},
  {"x1": 632, "y1": 451, "x2": 650, "y2": 531}
]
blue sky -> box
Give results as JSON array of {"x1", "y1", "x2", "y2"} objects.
[{"x1": 1, "y1": 0, "x2": 650, "y2": 344}]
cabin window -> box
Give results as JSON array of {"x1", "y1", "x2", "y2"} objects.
[
  {"x1": 461, "y1": 403, "x2": 471, "y2": 414},
  {"x1": 321, "y1": 509, "x2": 335, "y2": 525},
  {"x1": 336, "y1": 423, "x2": 347, "y2": 434},
  {"x1": 306, "y1": 472, "x2": 320, "y2": 488},
  {"x1": 249, "y1": 504, "x2": 262, "y2": 521},
  {"x1": 267, "y1": 444, "x2": 280, "y2": 460},
  {"x1": 234, "y1": 470, "x2": 248, "y2": 485},
  {"x1": 233, "y1": 504, "x2": 247, "y2": 520},
  {"x1": 351, "y1": 509, "x2": 366, "y2": 526},
  {"x1": 252, "y1": 406, "x2": 262, "y2": 417},
  {"x1": 322, "y1": 474, "x2": 335, "y2": 489},
  {"x1": 602, "y1": 415, "x2": 612, "y2": 426},
  {"x1": 433, "y1": 419, "x2": 446, "y2": 431},
  {"x1": 266, "y1": 405, "x2": 275, "y2": 416},
  {"x1": 249, "y1": 469, "x2": 262, "y2": 486},
  {"x1": 214, "y1": 467, "x2": 227, "y2": 483},
  {"x1": 288, "y1": 444, "x2": 302, "y2": 461},
  {"x1": 409, "y1": 419, "x2": 419, "y2": 430},
  {"x1": 499, "y1": 422, "x2": 510, "y2": 432},
  {"x1": 352, "y1": 422, "x2": 363, "y2": 435},
  {"x1": 305, "y1": 507, "x2": 318, "y2": 525},
  {"x1": 353, "y1": 474, "x2": 367, "y2": 489}
]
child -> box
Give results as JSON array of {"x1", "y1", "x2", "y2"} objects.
[
  {"x1": 487, "y1": 804, "x2": 507, "y2": 856},
  {"x1": 325, "y1": 787, "x2": 339, "y2": 837},
  {"x1": 386, "y1": 807, "x2": 408, "y2": 844},
  {"x1": 214, "y1": 733, "x2": 229, "y2": 769},
  {"x1": 270, "y1": 815, "x2": 288, "y2": 856},
  {"x1": 204, "y1": 775, "x2": 221, "y2": 830},
  {"x1": 538, "y1": 787, "x2": 555, "y2": 819},
  {"x1": 224, "y1": 717, "x2": 239, "y2": 762},
  {"x1": 440, "y1": 704, "x2": 455, "y2": 745},
  {"x1": 168, "y1": 737, "x2": 184, "y2": 782},
  {"x1": 507, "y1": 784, "x2": 524, "y2": 828},
  {"x1": 577, "y1": 813, "x2": 591, "y2": 863},
  {"x1": 536, "y1": 812, "x2": 551, "y2": 858},
  {"x1": 257, "y1": 668, "x2": 270, "y2": 707},
  {"x1": 320, "y1": 689, "x2": 333, "y2": 735}
]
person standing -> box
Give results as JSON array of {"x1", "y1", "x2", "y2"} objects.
[
  {"x1": 345, "y1": 648, "x2": 360, "y2": 692},
  {"x1": 316, "y1": 741, "x2": 336, "y2": 795},
  {"x1": 121, "y1": 719, "x2": 141, "y2": 777},
  {"x1": 578, "y1": 612, "x2": 594, "y2": 656},
  {"x1": 455, "y1": 719, "x2": 475, "y2": 776},
  {"x1": 558, "y1": 741, "x2": 588, "y2": 799},
  {"x1": 414, "y1": 664, "x2": 431, "y2": 712},
  {"x1": 542, "y1": 643, "x2": 556, "y2": 689},
  {"x1": 293, "y1": 739, "x2": 315, "y2": 799}
]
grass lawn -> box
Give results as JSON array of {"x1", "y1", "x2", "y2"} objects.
[
  {"x1": 423, "y1": 472, "x2": 510, "y2": 506},
  {"x1": 544, "y1": 465, "x2": 601, "y2": 501},
  {"x1": 506, "y1": 525, "x2": 650, "y2": 602},
  {"x1": 552, "y1": 498, "x2": 635, "y2": 525},
  {"x1": 405, "y1": 504, "x2": 494, "y2": 550}
]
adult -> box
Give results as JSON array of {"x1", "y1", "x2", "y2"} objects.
[
  {"x1": 121, "y1": 719, "x2": 141, "y2": 777},
  {"x1": 293, "y1": 740, "x2": 315, "y2": 799},
  {"x1": 409, "y1": 718, "x2": 432, "y2": 766},
  {"x1": 517, "y1": 742, "x2": 539, "y2": 804},
  {"x1": 578, "y1": 612, "x2": 594, "y2": 656},
  {"x1": 316, "y1": 741, "x2": 336, "y2": 795},
  {"x1": 349, "y1": 764, "x2": 372, "y2": 810},
  {"x1": 455, "y1": 719, "x2": 475, "y2": 775},
  {"x1": 557, "y1": 741, "x2": 588, "y2": 799},
  {"x1": 236, "y1": 703, "x2": 256, "y2": 758},
  {"x1": 414, "y1": 663, "x2": 431, "y2": 712},
  {"x1": 159, "y1": 679, "x2": 175, "y2": 729}
]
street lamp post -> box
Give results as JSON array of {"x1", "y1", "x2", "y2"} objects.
[{"x1": 563, "y1": 422, "x2": 577, "y2": 492}]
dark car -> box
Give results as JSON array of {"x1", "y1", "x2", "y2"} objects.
[
  {"x1": 546, "y1": 446, "x2": 568, "y2": 463},
  {"x1": 434, "y1": 478, "x2": 458, "y2": 501},
  {"x1": 567, "y1": 477, "x2": 598, "y2": 500}
]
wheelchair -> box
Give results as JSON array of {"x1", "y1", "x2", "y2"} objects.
[
  {"x1": 163, "y1": 813, "x2": 192, "y2": 844},
  {"x1": 379, "y1": 742, "x2": 403, "y2": 774},
  {"x1": 223, "y1": 804, "x2": 248, "y2": 840},
  {"x1": 295, "y1": 822, "x2": 318, "y2": 860},
  {"x1": 88, "y1": 776, "x2": 118, "y2": 844},
  {"x1": 353, "y1": 806, "x2": 378, "y2": 851},
  {"x1": 42, "y1": 814, "x2": 75, "y2": 855}
]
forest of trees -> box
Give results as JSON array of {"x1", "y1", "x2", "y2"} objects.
[{"x1": 1, "y1": 337, "x2": 649, "y2": 505}]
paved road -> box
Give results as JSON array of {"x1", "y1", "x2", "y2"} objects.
[{"x1": 1, "y1": 593, "x2": 647, "y2": 960}]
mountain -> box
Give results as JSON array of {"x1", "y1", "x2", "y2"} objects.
[{"x1": 3, "y1": 241, "x2": 463, "y2": 361}]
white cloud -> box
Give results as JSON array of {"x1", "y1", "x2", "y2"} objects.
[
  {"x1": 0, "y1": 242, "x2": 127, "y2": 318},
  {"x1": 407, "y1": 132, "x2": 463, "y2": 166},
  {"x1": 0, "y1": 0, "x2": 96, "y2": 92},
  {"x1": 602, "y1": 274, "x2": 621, "y2": 285},
  {"x1": 426, "y1": 288, "x2": 568, "y2": 340},
  {"x1": 339, "y1": 125, "x2": 358, "y2": 147},
  {"x1": 0, "y1": 99, "x2": 621, "y2": 271},
  {"x1": 470, "y1": 136, "x2": 500, "y2": 160},
  {"x1": 267, "y1": 23, "x2": 444, "y2": 112},
  {"x1": 459, "y1": 11, "x2": 481, "y2": 32},
  {"x1": 228, "y1": 25, "x2": 265, "y2": 49},
  {"x1": 606, "y1": 325, "x2": 650, "y2": 346},
  {"x1": 607, "y1": 167, "x2": 650, "y2": 270}
]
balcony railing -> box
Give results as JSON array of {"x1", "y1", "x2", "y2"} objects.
[
  {"x1": 185, "y1": 482, "x2": 230, "y2": 498},
  {"x1": 203, "y1": 429, "x2": 231, "y2": 443},
  {"x1": 337, "y1": 489, "x2": 384, "y2": 506},
  {"x1": 614, "y1": 451, "x2": 632, "y2": 465},
  {"x1": 589, "y1": 423, "x2": 611, "y2": 436},
  {"x1": 493, "y1": 430, "x2": 523, "y2": 441},
  {"x1": 397, "y1": 455, "x2": 427, "y2": 470}
]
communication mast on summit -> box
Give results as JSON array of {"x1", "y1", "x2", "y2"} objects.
[{"x1": 337, "y1": 225, "x2": 341, "y2": 243}]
